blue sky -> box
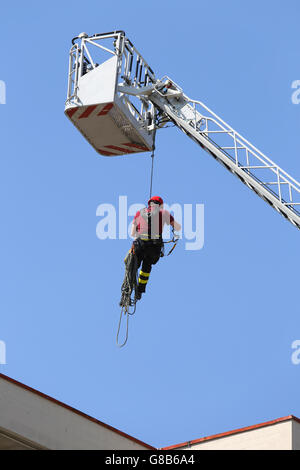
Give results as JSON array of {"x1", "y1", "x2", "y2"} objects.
[{"x1": 1, "y1": 0, "x2": 300, "y2": 448}]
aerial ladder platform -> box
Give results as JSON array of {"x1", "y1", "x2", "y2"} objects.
[{"x1": 65, "y1": 31, "x2": 300, "y2": 230}]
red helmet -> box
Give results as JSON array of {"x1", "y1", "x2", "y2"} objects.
[{"x1": 148, "y1": 196, "x2": 164, "y2": 206}]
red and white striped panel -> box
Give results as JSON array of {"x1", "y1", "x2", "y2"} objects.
[
  {"x1": 65, "y1": 102, "x2": 114, "y2": 120},
  {"x1": 97, "y1": 142, "x2": 150, "y2": 156},
  {"x1": 65, "y1": 102, "x2": 151, "y2": 156}
]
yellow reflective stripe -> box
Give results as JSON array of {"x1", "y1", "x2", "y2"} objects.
[
  {"x1": 140, "y1": 270, "x2": 150, "y2": 277},
  {"x1": 138, "y1": 278, "x2": 148, "y2": 284},
  {"x1": 138, "y1": 235, "x2": 161, "y2": 241}
]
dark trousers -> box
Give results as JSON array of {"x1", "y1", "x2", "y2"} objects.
[{"x1": 133, "y1": 239, "x2": 162, "y2": 292}]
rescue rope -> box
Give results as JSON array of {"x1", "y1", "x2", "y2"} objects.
[
  {"x1": 116, "y1": 305, "x2": 130, "y2": 348},
  {"x1": 116, "y1": 250, "x2": 138, "y2": 348},
  {"x1": 149, "y1": 150, "x2": 154, "y2": 200},
  {"x1": 149, "y1": 128, "x2": 157, "y2": 200}
]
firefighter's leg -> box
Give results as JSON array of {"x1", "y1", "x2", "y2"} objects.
[
  {"x1": 136, "y1": 242, "x2": 162, "y2": 299},
  {"x1": 137, "y1": 242, "x2": 163, "y2": 294},
  {"x1": 137, "y1": 259, "x2": 152, "y2": 294}
]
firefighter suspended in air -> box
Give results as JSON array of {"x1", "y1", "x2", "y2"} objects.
[{"x1": 120, "y1": 196, "x2": 181, "y2": 307}]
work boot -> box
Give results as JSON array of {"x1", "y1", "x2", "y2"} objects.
[
  {"x1": 135, "y1": 284, "x2": 145, "y2": 301},
  {"x1": 135, "y1": 290, "x2": 142, "y2": 301}
]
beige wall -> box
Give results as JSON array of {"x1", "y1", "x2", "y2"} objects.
[
  {"x1": 0, "y1": 376, "x2": 150, "y2": 450},
  {"x1": 179, "y1": 421, "x2": 293, "y2": 450},
  {"x1": 1, "y1": 374, "x2": 299, "y2": 450}
]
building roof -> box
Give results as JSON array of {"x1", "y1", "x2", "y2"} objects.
[
  {"x1": 2, "y1": 372, "x2": 300, "y2": 450},
  {"x1": 0, "y1": 373, "x2": 155, "y2": 450},
  {"x1": 162, "y1": 415, "x2": 300, "y2": 450}
]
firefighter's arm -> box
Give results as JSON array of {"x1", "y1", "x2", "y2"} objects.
[
  {"x1": 171, "y1": 219, "x2": 181, "y2": 232},
  {"x1": 131, "y1": 220, "x2": 138, "y2": 238}
]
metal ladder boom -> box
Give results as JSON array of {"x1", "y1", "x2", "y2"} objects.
[{"x1": 146, "y1": 77, "x2": 300, "y2": 230}]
